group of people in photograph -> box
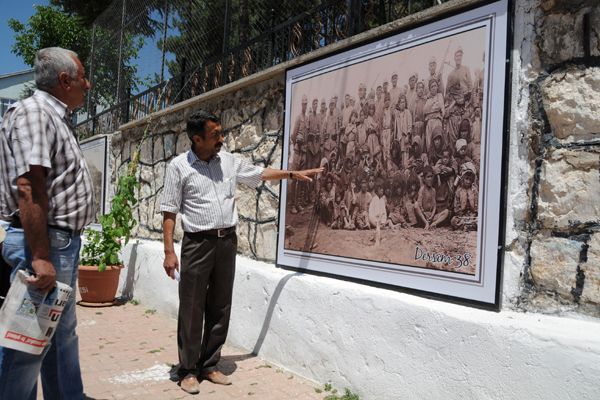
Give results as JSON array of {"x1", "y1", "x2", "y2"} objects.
[{"x1": 289, "y1": 47, "x2": 484, "y2": 233}]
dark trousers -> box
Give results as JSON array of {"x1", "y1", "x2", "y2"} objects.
[{"x1": 177, "y1": 231, "x2": 237, "y2": 376}]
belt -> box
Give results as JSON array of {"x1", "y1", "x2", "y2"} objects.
[
  {"x1": 10, "y1": 215, "x2": 77, "y2": 236},
  {"x1": 185, "y1": 226, "x2": 236, "y2": 239}
]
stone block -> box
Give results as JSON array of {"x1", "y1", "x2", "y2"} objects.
[
  {"x1": 139, "y1": 139, "x2": 153, "y2": 164},
  {"x1": 164, "y1": 133, "x2": 176, "y2": 159},
  {"x1": 255, "y1": 136, "x2": 278, "y2": 164},
  {"x1": 530, "y1": 235, "x2": 582, "y2": 299},
  {"x1": 581, "y1": 234, "x2": 600, "y2": 305},
  {"x1": 139, "y1": 165, "x2": 154, "y2": 184},
  {"x1": 257, "y1": 192, "x2": 279, "y2": 221},
  {"x1": 537, "y1": 6, "x2": 599, "y2": 66},
  {"x1": 153, "y1": 135, "x2": 164, "y2": 161},
  {"x1": 541, "y1": 66, "x2": 600, "y2": 142},
  {"x1": 254, "y1": 222, "x2": 278, "y2": 261},
  {"x1": 176, "y1": 132, "x2": 190, "y2": 155},
  {"x1": 235, "y1": 124, "x2": 261, "y2": 150},
  {"x1": 236, "y1": 221, "x2": 252, "y2": 257},
  {"x1": 538, "y1": 149, "x2": 600, "y2": 229},
  {"x1": 236, "y1": 186, "x2": 258, "y2": 221}
]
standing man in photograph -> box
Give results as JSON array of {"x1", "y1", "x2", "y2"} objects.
[
  {"x1": 160, "y1": 110, "x2": 322, "y2": 395},
  {"x1": 0, "y1": 47, "x2": 93, "y2": 399}
]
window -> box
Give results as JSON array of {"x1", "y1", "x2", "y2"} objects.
[{"x1": 0, "y1": 98, "x2": 17, "y2": 121}]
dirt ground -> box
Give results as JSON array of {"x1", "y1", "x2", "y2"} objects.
[{"x1": 284, "y1": 206, "x2": 477, "y2": 276}]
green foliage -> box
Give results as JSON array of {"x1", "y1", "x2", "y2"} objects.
[
  {"x1": 81, "y1": 166, "x2": 140, "y2": 271},
  {"x1": 8, "y1": 5, "x2": 91, "y2": 67},
  {"x1": 8, "y1": 4, "x2": 147, "y2": 108},
  {"x1": 322, "y1": 383, "x2": 360, "y2": 400},
  {"x1": 50, "y1": 0, "x2": 114, "y2": 28}
]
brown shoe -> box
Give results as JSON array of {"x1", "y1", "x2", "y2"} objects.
[
  {"x1": 202, "y1": 370, "x2": 231, "y2": 385},
  {"x1": 180, "y1": 374, "x2": 201, "y2": 394}
]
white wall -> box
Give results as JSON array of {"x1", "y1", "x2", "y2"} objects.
[{"x1": 118, "y1": 240, "x2": 600, "y2": 400}]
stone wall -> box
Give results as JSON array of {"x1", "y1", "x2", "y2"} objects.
[
  {"x1": 104, "y1": 0, "x2": 600, "y2": 317},
  {"x1": 109, "y1": 77, "x2": 284, "y2": 261},
  {"x1": 505, "y1": 0, "x2": 600, "y2": 316}
]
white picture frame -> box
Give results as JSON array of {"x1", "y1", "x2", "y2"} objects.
[{"x1": 277, "y1": 0, "x2": 508, "y2": 308}]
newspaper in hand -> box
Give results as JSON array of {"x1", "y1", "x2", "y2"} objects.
[{"x1": 0, "y1": 270, "x2": 72, "y2": 355}]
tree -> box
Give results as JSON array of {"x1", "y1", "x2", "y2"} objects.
[
  {"x1": 9, "y1": 4, "x2": 145, "y2": 110},
  {"x1": 50, "y1": 0, "x2": 113, "y2": 27},
  {"x1": 9, "y1": 5, "x2": 91, "y2": 67}
]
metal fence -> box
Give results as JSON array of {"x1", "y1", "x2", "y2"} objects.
[{"x1": 76, "y1": 0, "x2": 448, "y2": 139}]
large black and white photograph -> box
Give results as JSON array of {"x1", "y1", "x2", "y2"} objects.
[
  {"x1": 278, "y1": 2, "x2": 508, "y2": 306},
  {"x1": 81, "y1": 136, "x2": 108, "y2": 222}
]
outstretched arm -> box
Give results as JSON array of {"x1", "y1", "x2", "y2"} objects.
[{"x1": 261, "y1": 167, "x2": 323, "y2": 182}]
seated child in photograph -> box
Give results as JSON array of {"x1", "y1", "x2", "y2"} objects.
[
  {"x1": 458, "y1": 118, "x2": 480, "y2": 166},
  {"x1": 451, "y1": 164, "x2": 479, "y2": 231},
  {"x1": 405, "y1": 136, "x2": 426, "y2": 181},
  {"x1": 355, "y1": 178, "x2": 372, "y2": 230},
  {"x1": 403, "y1": 175, "x2": 421, "y2": 228},
  {"x1": 428, "y1": 126, "x2": 445, "y2": 167},
  {"x1": 453, "y1": 138, "x2": 472, "y2": 176},
  {"x1": 331, "y1": 191, "x2": 345, "y2": 229},
  {"x1": 387, "y1": 184, "x2": 407, "y2": 228},
  {"x1": 343, "y1": 181, "x2": 358, "y2": 221},
  {"x1": 369, "y1": 185, "x2": 388, "y2": 229},
  {"x1": 319, "y1": 178, "x2": 336, "y2": 224},
  {"x1": 416, "y1": 165, "x2": 447, "y2": 230}
]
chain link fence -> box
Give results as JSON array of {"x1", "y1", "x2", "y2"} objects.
[{"x1": 77, "y1": 0, "x2": 448, "y2": 139}]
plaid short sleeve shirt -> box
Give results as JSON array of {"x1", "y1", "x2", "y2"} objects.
[{"x1": 0, "y1": 90, "x2": 95, "y2": 231}]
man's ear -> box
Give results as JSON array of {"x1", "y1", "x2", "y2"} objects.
[{"x1": 58, "y1": 72, "x2": 71, "y2": 89}]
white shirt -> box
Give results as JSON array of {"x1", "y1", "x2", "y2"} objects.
[{"x1": 160, "y1": 150, "x2": 264, "y2": 232}]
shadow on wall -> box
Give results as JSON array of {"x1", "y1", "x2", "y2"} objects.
[{"x1": 119, "y1": 241, "x2": 140, "y2": 301}]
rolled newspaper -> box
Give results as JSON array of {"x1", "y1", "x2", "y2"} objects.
[{"x1": 0, "y1": 270, "x2": 72, "y2": 355}]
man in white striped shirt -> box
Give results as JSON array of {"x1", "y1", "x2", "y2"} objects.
[{"x1": 160, "y1": 110, "x2": 321, "y2": 394}]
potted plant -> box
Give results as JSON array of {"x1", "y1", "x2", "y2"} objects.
[{"x1": 79, "y1": 152, "x2": 140, "y2": 304}]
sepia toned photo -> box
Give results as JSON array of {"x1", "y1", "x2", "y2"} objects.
[{"x1": 278, "y1": 3, "x2": 508, "y2": 306}]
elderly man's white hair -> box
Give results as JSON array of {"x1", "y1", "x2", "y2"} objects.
[{"x1": 34, "y1": 47, "x2": 79, "y2": 91}]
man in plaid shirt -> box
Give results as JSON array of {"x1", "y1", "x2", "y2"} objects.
[{"x1": 0, "y1": 47, "x2": 93, "y2": 399}]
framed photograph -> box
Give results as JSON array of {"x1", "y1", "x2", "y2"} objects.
[
  {"x1": 81, "y1": 136, "x2": 109, "y2": 223},
  {"x1": 277, "y1": 0, "x2": 508, "y2": 307}
]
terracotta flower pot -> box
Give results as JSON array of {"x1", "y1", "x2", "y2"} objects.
[{"x1": 78, "y1": 265, "x2": 122, "y2": 304}]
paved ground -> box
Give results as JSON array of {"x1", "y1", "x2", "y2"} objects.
[{"x1": 54, "y1": 302, "x2": 323, "y2": 399}]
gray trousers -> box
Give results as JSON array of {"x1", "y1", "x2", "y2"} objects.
[{"x1": 177, "y1": 231, "x2": 237, "y2": 376}]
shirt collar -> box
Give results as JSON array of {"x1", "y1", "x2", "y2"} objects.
[
  {"x1": 187, "y1": 149, "x2": 220, "y2": 165},
  {"x1": 33, "y1": 90, "x2": 69, "y2": 119}
]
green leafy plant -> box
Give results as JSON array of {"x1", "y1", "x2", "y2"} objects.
[
  {"x1": 81, "y1": 153, "x2": 140, "y2": 271},
  {"x1": 322, "y1": 383, "x2": 360, "y2": 400}
]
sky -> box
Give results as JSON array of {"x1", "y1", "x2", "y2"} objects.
[{"x1": 0, "y1": 0, "x2": 49, "y2": 76}]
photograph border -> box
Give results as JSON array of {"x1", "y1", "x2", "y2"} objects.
[
  {"x1": 276, "y1": 0, "x2": 510, "y2": 309},
  {"x1": 80, "y1": 135, "x2": 109, "y2": 224}
]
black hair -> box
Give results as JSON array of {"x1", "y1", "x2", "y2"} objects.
[{"x1": 187, "y1": 110, "x2": 219, "y2": 140}]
